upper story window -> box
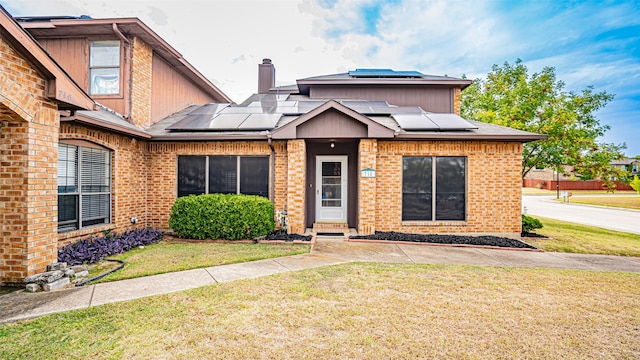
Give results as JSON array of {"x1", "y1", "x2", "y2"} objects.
[{"x1": 89, "y1": 40, "x2": 120, "y2": 95}]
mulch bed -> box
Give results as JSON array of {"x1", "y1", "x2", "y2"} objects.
[
  {"x1": 262, "y1": 230, "x2": 313, "y2": 242},
  {"x1": 350, "y1": 231, "x2": 537, "y2": 249}
]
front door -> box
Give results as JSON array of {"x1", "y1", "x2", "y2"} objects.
[{"x1": 315, "y1": 156, "x2": 347, "y2": 222}]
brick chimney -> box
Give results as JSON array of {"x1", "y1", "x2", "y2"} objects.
[{"x1": 258, "y1": 58, "x2": 275, "y2": 94}]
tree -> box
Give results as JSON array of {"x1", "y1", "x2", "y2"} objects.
[{"x1": 461, "y1": 59, "x2": 626, "y2": 181}]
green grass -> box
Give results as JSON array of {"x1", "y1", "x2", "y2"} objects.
[
  {"x1": 522, "y1": 187, "x2": 636, "y2": 195},
  {"x1": 88, "y1": 241, "x2": 311, "y2": 283},
  {"x1": 1, "y1": 263, "x2": 638, "y2": 359},
  {"x1": 525, "y1": 216, "x2": 640, "y2": 256},
  {"x1": 561, "y1": 195, "x2": 640, "y2": 210}
]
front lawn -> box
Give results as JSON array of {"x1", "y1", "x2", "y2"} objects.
[
  {"x1": 562, "y1": 195, "x2": 640, "y2": 210},
  {"x1": 2, "y1": 263, "x2": 638, "y2": 359},
  {"x1": 88, "y1": 240, "x2": 311, "y2": 283},
  {"x1": 525, "y1": 216, "x2": 640, "y2": 256}
]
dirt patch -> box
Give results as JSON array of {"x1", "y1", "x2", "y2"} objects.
[{"x1": 350, "y1": 231, "x2": 537, "y2": 249}]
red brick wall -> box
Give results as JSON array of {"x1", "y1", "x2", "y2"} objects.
[
  {"x1": 57, "y1": 123, "x2": 149, "y2": 247},
  {"x1": 1, "y1": 38, "x2": 60, "y2": 283},
  {"x1": 373, "y1": 141, "x2": 523, "y2": 236},
  {"x1": 146, "y1": 141, "x2": 272, "y2": 229}
]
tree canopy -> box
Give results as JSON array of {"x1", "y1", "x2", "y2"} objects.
[{"x1": 460, "y1": 59, "x2": 626, "y2": 187}]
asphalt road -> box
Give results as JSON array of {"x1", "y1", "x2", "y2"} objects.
[{"x1": 522, "y1": 195, "x2": 640, "y2": 234}]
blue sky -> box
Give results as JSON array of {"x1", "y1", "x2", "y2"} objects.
[{"x1": 4, "y1": 0, "x2": 639, "y2": 155}]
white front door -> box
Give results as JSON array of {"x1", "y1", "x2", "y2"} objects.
[{"x1": 316, "y1": 156, "x2": 347, "y2": 222}]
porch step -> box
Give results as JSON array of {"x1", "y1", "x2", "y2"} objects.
[{"x1": 312, "y1": 222, "x2": 349, "y2": 234}]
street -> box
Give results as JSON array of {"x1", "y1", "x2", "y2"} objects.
[{"x1": 522, "y1": 195, "x2": 640, "y2": 235}]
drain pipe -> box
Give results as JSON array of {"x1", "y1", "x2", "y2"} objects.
[
  {"x1": 112, "y1": 23, "x2": 131, "y2": 121},
  {"x1": 267, "y1": 132, "x2": 276, "y2": 203}
]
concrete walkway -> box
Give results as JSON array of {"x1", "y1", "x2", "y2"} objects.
[
  {"x1": 2, "y1": 236, "x2": 640, "y2": 323},
  {"x1": 523, "y1": 195, "x2": 640, "y2": 234}
]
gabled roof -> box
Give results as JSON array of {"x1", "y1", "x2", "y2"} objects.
[
  {"x1": 295, "y1": 69, "x2": 472, "y2": 95},
  {"x1": 270, "y1": 100, "x2": 396, "y2": 139},
  {"x1": 0, "y1": 5, "x2": 95, "y2": 110},
  {"x1": 17, "y1": 16, "x2": 233, "y2": 103}
]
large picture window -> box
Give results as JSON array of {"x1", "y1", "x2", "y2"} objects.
[
  {"x1": 402, "y1": 156, "x2": 466, "y2": 221},
  {"x1": 89, "y1": 40, "x2": 120, "y2": 95},
  {"x1": 58, "y1": 143, "x2": 111, "y2": 232},
  {"x1": 178, "y1": 156, "x2": 269, "y2": 198}
]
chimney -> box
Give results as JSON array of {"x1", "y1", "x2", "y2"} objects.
[{"x1": 258, "y1": 58, "x2": 275, "y2": 94}]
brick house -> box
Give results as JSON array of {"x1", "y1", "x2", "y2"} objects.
[{"x1": 1, "y1": 8, "x2": 545, "y2": 284}]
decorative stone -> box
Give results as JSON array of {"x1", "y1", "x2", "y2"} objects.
[
  {"x1": 64, "y1": 268, "x2": 75, "y2": 277},
  {"x1": 73, "y1": 270, "x2": 89, "y2": 278},
  {"x1": 25, "y1": 283, "x2": 40, "y2": 293},
  {"x1": 43, "y1": 277, "x2": 70, "y2": 291},
  {"x1": 24, "y1": 270, "x2": 64, "y2": 284},
  {"x1": 47, "y1": 262, "x2": 67, "y2": 271}
]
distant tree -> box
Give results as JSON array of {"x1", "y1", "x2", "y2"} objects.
[
  {"x1": 630, "y1": 176, "x2": 640, "y2": 194},
  {"x1": 461, "y1": 59, "x2": 626, "y2": 182}
]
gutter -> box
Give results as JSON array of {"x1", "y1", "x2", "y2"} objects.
[{"x1": 112, "y1": 23, "x2": 131, "y2": 120}]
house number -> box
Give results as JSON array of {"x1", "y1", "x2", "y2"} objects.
[{"x1": 360, "y1": 168, "x2": 376, "y2": 178}]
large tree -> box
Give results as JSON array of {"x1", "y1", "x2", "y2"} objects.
[{"x1": 460, "y1": 59, "x2": 625, "y2": 187}]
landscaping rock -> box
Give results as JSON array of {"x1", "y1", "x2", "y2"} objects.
[
  {"x1": 43, "y1": 277, "x2": 70, "y2": 291},
  {"x1": 24, "y1": 270, "x2": 64, "y2": 284},
  {"x1": 25, "y1": 283, "x2": 40, "y2": 293},
  {"x1": 64, "y1": 268, "x2": 75, "y2": 277},
  {"x1": 73, "y1": 270, "x2": 89, "y2": 278},
  {"x1": 47, "y1": 262, "x2": 67, "y2": 271},
  {"x1": 350, "y1": 231, "x2": 537, "y2": 249}
]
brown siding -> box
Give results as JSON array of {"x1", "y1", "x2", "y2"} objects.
[
  {"x1": 151, "y1": 55, "x2": 218, "y2": 124},
  {"x1": 310, "y1": 85, "x2": 454, "y2": 113},
  {"x1": 38, "y1": 38, "x2": 89, "y2": 93},
  {"x1": 37, "y1": 36, "x2": 127, "y2": 116},
  {"x1": 297, "y1": 109, "x2": 367, "y2": 138}
]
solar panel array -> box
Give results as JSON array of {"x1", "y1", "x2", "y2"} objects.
[
  {"x1": 166, "y1": 98, "x2": 477, "y2": 132},
  {"x1": 348, "y1": 69, "x2": 424, "y2": 78}
]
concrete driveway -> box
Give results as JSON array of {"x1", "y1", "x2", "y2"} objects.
[{"x1": 522, "y1": 195, "x2": 640, "y2": 234}]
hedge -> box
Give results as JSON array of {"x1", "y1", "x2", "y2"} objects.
[{"x1": 168, "y1": 193, "x2": 275, "y2": 240}]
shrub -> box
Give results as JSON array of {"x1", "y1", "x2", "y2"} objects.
[
  {"x1": 630, "y1": 175, "x2": 640, "y2": 194},
  {"x1": 169, "y1": 193, "x2": 275, "y2": 240},
  {"x1": 522, "y1": 214, "x2": 543, "y2": 233},
  {"x1": 58, "y1": 228, "x2": 163, "y2": 266}
]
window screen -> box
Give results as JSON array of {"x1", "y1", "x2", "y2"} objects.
[
  {"x1": 402, "y1": 157, "x2": 432, "y2": 221},
  {"x1": 177, "y1": 156, "x2": 206, "y2": 197}
]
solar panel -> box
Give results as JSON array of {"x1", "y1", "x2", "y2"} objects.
[
  {"x1": 188, "y1": 103, "x2": 228, "y2": 114},
  {"x1": 392, "y1": 114, "x2": 439, "y2": 130},
  {"x1": 348, "y1": 69, "x2": 424, "y2": 78},
  {"x1": 209, "y1": 114, "x2": 249, "y2": 129},
  {"x1": 425, "y1": 113, "x2": 478, "y2": 130},
  {"x1": 238, "y1": 113, "x2": 281, "y2": 130}
]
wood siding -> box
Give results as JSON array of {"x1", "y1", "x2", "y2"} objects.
[
  {"x1": 151, "y1": 55, "x2": 218, "y2": 123},
  {"x1": 297, "y1": 109, "x2": 368, "y2": 138},
  {"x1": 37, "y1": 38, "x2": 89, "y2": 93},
  {"x1": 310, "y1": 85, "x2": 453, "y2": 113}
]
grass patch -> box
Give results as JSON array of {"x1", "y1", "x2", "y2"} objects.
[
  {"x1": 522, "y1": 187, "x2": 636, "y2": 195},
  {"x1": 1, "y1": 263, "x2": 639, "y2": 359},
  {"x1": 562, "y1": 195, "x2": 640, "y2": 210},
  {"x1": 525, "y1": 216, "x2": 640, "y2": 256},
  {"x1": 89, "y1": 241, "x2": 310, "y2": 283}
]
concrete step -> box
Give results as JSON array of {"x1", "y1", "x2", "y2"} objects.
[{"x1": 312, "y1": 222, "x2": 349, "y2": 234}]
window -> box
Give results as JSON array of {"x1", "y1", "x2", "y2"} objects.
[
  {"x1": 178, "y1": 156, "x2": 269, "y2": 198},
  {"x1": 89, "y1": 40, "x2": 120, "y2": 95},
  {"x1": 58, "y1": 143, "x2": 111, "y2": 232},
  {"x1": 402, "y1": 156, "x2": 466, "y2": 221}
]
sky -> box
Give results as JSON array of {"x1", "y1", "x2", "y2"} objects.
[{"x1": 4, "y1": 0, "x2": 639, "y2": 156}]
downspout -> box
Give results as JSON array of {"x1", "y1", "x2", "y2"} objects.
[
  {"x1": 112, "y1": 23, "x2": 131, "y2": 121},
  {"x1": 267, "y1": 132, "x2": 276, "y2": 204}
]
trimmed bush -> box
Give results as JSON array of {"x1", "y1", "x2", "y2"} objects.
[
  {"x1": 58, "y1": 228, "x2": 163, "y2": 266},
  {"x1": 522, "y1": 214, "x2": 543, "y2": 233},
  {"x1": 169, "y1": 193, "x2": 275, "y2": 240}
]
